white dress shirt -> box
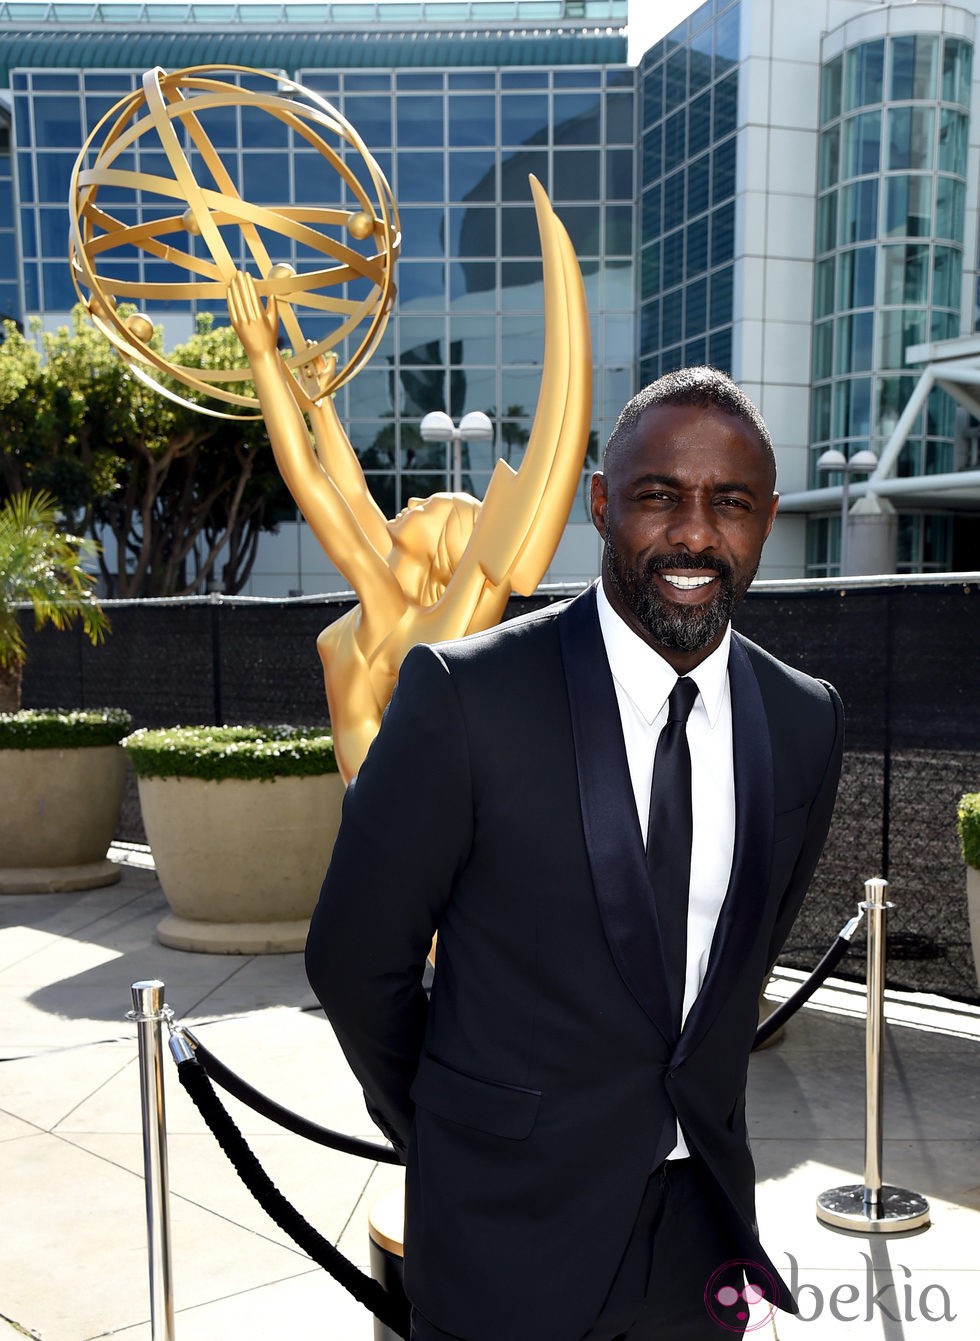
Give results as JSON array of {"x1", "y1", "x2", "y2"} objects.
[{"x1": 595, "y1": 582, "x2": 736, "y2": 1159}]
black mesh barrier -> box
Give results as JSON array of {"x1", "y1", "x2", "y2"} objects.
[{"x1": 17, "y1": 579, "x2": 980, "y2": 1003}]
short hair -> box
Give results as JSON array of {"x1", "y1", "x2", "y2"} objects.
[{"x1": 603, "y1": 366, "x2": 776, "y2": 483}]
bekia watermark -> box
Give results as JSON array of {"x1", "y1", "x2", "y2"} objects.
[{"x1": 705, "y1": 1255, "x2": 957, "y2": 1332}]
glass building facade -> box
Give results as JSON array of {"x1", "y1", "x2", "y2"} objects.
[
  {"x1": 637, "y1": 0, "x2": 740, "y2": 386},
  {"x1": 3, "y1": 0, "x2": 980, "y2": 589},
  {"x1": 809, "y1": 30, "x2": 973, "y2": 573}
]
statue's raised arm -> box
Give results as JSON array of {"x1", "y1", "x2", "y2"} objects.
[{"x1": 229, "y1": 179, "x2": 592, "y2": 781}]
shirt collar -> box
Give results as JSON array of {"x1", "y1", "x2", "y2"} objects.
[{"x1": 596, "y1": 579, "x2": 731, "y2": 728}]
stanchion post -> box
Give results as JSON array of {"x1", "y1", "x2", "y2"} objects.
[
  {"x1": 816, "y1": 878, "x2": 930, "y2": 1233},
  {"x1": 129, "y1": 979, "x2": 177, "y2": 1341}
]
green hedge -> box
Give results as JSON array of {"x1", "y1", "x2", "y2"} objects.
[
  {"x1": 122, "y1": 724, "x2": 338, "y2": 782},
  {"x1": 0, "y1": 708, "x2": 133, "y2": 750},
  {"x1": 957, "y1": 793, "x2": 980, "y2": 870}
]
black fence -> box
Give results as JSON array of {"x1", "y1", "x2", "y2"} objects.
[{"x1": 18, "y1": 576, "x2": 980, "y2": 1003}]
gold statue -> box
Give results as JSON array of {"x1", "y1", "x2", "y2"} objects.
[
  {"x1": 228, "y1": 176, "x2": 591, "y2": 781},
  {"x1": 69, "y1": 66, "x2": 592, "y2": 781}
]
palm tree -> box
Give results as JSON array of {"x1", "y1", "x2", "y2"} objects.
[{"x1": 0, "y1": 490, "x2": 110, "y2": 713}]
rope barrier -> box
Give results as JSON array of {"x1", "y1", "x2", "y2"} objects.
[
  {"x1": 181, "y1": 1027, "x2": 402, "y2": 1164},
  {"x1": 752, "y1": 906, "x2": 865, "y2": 1051},
  {"x1": 175, "y1": 1048, "x2": 411, "y2": 1339}
]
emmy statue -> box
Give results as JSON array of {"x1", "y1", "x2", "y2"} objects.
[{"x1": 70, "y1": 65, "x2": 592, "y2": 781}]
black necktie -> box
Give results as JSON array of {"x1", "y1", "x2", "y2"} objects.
[{"x1": 646, "y1": 676, "x2": 699, "y2": 1032}]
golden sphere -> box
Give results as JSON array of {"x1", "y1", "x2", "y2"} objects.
[
  {"x1": 125, "y1": 313, "x2": 155, "y2": 344},
  {"x1": 348, "y1": 211, "x2": 375, "y2": 241},
  {"x1": 69, "y1": 65, "x2": 401, "y2": 416}
]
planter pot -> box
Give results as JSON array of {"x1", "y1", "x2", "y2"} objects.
[
  {"x1": 137, "y1": 770, "x2": 344, "y2": 953},
  {"x1": 0, "y1": 745, "x2": 125, "y2": 893},
  {"x1": 968, "y1": 866, "x2": 980, "y2": 993}
]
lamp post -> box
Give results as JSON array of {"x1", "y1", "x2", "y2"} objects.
[
  {"x1": 816, "y1": 447, "x2": 878, "y2": 576},
  {"x1": 419, "y1": 410, "x2": 494, "y2": 494}
]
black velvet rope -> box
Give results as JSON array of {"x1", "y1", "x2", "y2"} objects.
[
  {"x1": 752, "y1": 932, "x2": 855, "y2": 1050},
  {"x1": 186, "y1": 1033, "x2": 402, "y2": 1165},
  {"x1": 177, "y1": 1055, "x2": 411, "y2": 1339}
]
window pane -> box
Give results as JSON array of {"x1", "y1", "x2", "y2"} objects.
[
  {"x1": 942, "y1": 37, "x2": 973, "y2": 107},
  {"x1": 553, "y1": 93, "x2": 601, "y2": 146},
  {"x1": 397, "y1": 152, "x2": 444, "y2": 202},
  {"x1": 713, "y1": 74, "x2": 737, "y2": 139},
  {"x1": 685, "y1": 277, "x2": 707, "y2": 335},
  {"x1": 687, "y1": 154, "x2": 710, "y2": 215},
  {"x1": 606, "y1": 93, "x2": 634, "y2": 145},
  {"x1": 606, "y1": 148, "x2": 634, "y2": 200},
  {"x1": 554, "y1": 150, "x2": 599, "y2": 201},
  {"x1": 688, "y1": 91, "x2": 711, "y2": 158},
  {"x1": 939, "y1": 109, "x2": 968, "y2": 175},
  {"x1": 449, "y1": 150, "x2": 496, "y2": 202},
  {"x1": 501, "y1": 94, "x2": 548, "y2": 147},
  {"x1": 397, "y1": 96, "x2": 445, "y2": 148},
  {"x1": 814, "y1": 257, "x2": 835, "y2": 318},
  {"x1": 890, "y1": 34, "x2": 939, "y2": 101},
  {"x1": 709, "y1": 265, "x2": 733, "y2": 328},
  {"x1": 933, "y1": 246, "x2": 962, "y2": 308},
  {"x1": 835, "y1": 311, "x2": 873, "y2": 372},
  {"x1": 643, "y1": 125, "x2": 663, "y2": 181},
  {"x1": 686, "y1": 215, "x2": 709, "y2": 275},
  {"x1": 664, "y1": 107, "x2": 686, "y2": 162},
  {"x1": 881, "y1": 243, "x2": 928, "y2": 304},
  {"x1": 843, "y1": 40, "x2": 884, "y2": 111},
  {"x1": 819, "y1": 126, "x2": 839, "y2": 190},
  {"x1": 843, "y1": 110, "x2": 881, "y2": 177},
  {"x1": 710, "y1": 204, "x2": 734, "y2": 268},
  {"x1": 838, "y1": 179, "x2": 878, "y2": 244},
  {"x1": 449, "y1": 206, "x2": 495, "y2": 258},
  {"x1": 501, "y1": 150, "x2": 547, "y2": 200},
  {"x1": 664, "y1": 169, "x2": 685, "y2": 231},
  {"x1": 837, "y1": 246, "x2": 875, "y2": 309},
  {"x1": 816, "y1": 193, "x2": 837, "y2": 254},
  {"x1": 935, "y1": 176, "x2": 964, "y2": 242},
  {"x1": 821, "y1": 56, "x2": 842, "y2": 125},
  {"x1": 812, "y1": 320, "x2": 833, "y2": 379},
  {"x1": 888, "y1": 106, "x2": 935, "y2": 171},
  {"x1": 447, "y1": 95, "x2": 495, "y2": 148},
  {"x1": 663, "y1": 287, "x2": 683, "y2": 345},
  {"x1": 885, "y1": 175, "x2": 932, "y2": 237},
  {"x1": 712, "y1": 137, "x2": 736, "y2": 203}
]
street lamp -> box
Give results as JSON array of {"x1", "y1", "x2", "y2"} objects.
[
  {"x1": 817, "y1": 447, "x2": 878, "y2": 576},
  {"x1": 419, "y1": 410, "x2": 494, "y2": 494}
]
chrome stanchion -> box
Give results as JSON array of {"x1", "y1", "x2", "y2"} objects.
[
  {"x1": 816, "y1": 878, "x2": 930, "y2": 1233},
  {"x1": 128, "y1": 980, "x2": 177, "y2": 1340}
]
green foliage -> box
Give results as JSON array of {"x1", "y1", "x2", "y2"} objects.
[
  {"x1": 123, "y1": 723, "x2": 338, "y2": 782},
  {"x1": 0, "y1": 307, "x2": 292, "y2": 598},
  {"x1": 0, "y1": 707, "x2": 133, "y2": 750},
  {"x1": 957, "y1": 793, "x2": 980, "y2": 870},
  {"x1": 0, "y1": 489, "x2": 111, "y2": 709}
]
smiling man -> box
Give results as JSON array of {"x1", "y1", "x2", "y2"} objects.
[{"x1": 307, "y1": 366, "x2": 844, "y2": 1340}]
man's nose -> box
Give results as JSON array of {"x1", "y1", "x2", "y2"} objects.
[{"x1": 664, "y1": 498, "x2": 721, "y2": 552}]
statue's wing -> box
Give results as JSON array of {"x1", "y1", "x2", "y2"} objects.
[{"x1": 463, "y1": 176, "x2": 593, "y2": 594}]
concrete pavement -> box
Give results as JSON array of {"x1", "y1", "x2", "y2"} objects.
[{"x1": 1, "y1": 845, "x2": 978, "y2": 1339}]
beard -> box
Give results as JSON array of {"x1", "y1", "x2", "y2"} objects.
[{"x1": 603, "y1": 527, "x2": 757, "y2": 654}]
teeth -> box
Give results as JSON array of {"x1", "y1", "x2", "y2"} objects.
[{"x1": 663, "y1": 573, "x2": 716, "y2": 589}]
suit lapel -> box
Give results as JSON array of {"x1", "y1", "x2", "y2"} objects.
[
  {"x1": 676, "y1": 633, "x2": 774, "y2": 1063},
  {"x1": 559, "y1": 586, "x2": 674, "y2": 1044}
]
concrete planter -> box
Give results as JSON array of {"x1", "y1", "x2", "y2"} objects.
[
  {"x1": 137, "y1": 770, "x2": 344, "y2": 953},
  {"x1": 0, "y1": 744, "x2": 125, "y2": 893},
  {"x1": 968, "y1": 866, "x2": 980, "y2": 994}
]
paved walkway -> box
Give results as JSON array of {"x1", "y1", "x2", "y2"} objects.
[{"x1": 1, "y1": 846, "x2": 978, "y2": 1340}]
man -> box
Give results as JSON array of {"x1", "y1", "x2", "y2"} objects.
[{"x1": 306, "y1": 367, "x2": 844, "y2": 1340}]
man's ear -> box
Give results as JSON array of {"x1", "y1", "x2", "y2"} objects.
[
  {"x1": 590, "y1": 472, "x2": 607, "y2": 540},
  {"x1": 763, "y1": 492, "x2": 779, "y2": 542}
]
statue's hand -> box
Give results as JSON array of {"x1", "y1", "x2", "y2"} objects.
[
  {"x1": 227, "y1": 270, "x2": 279, "y2": 359},
  {"x1": 296, "y1": 341, "x2": 338, "y2": 408}
]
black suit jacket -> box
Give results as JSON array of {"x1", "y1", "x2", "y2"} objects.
[{"x1": 306, "y1": 584, "x2": 844, "y2": 1340}]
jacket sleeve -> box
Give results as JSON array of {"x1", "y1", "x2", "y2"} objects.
[
  {"x1": 766, "y1": 678, "x2": 845, "y2": 969},
  {"x1": 305, "y1": 642, "x2": 474, "y2": 1153}
]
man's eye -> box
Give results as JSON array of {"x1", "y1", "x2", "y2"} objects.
[{"x1": 717, "y1": 496, "x2": 750, "y2": 510}]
